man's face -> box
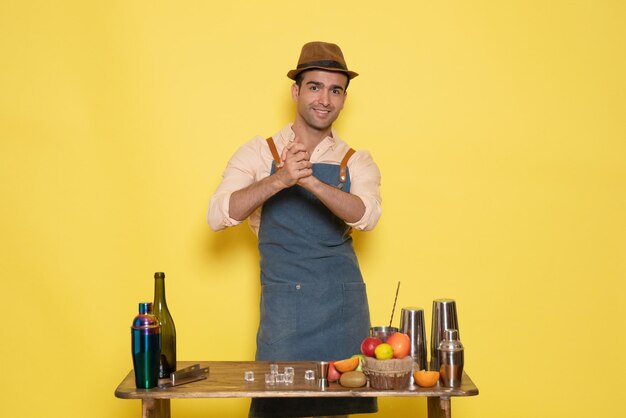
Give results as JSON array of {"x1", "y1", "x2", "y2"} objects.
[{"x1": 292, "y1": 70, "x2": 348, "y2": 132}]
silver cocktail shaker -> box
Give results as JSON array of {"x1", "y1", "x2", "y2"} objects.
[
  {"x1": 438, "y1": 329, "x2": 464, "y2": 388},
  {"x1": 399, "y1": 307, "x2": 427, "y2": 371},
  {"x1": 430, "y1": 298, "x2": 459, "y2": 371}
]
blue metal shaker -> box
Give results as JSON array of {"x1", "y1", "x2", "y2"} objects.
[{"x1": 131, "y1": 302, "x2": 161, "y2": 388}]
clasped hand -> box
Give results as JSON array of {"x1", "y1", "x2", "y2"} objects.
[{"x1": 276, "y1": 141, "x2": 314, "y2": 188}]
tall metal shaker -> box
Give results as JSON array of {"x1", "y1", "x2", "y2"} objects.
[
  {"x1": 131, "y1": 302, "x2": 161, "y2": 389},
  {"x1": 399, "y1": 307, "x2": 427, "y2": 371},
  {"x1": 438, "y1": 329, "x2": 464, "y2": 387},
  {"x1": 430, "y1": 298, "x2": 459, "y2": 371}
]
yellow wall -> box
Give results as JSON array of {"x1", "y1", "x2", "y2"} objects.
[{"x1": 2, "y1": 1, "x2": 625, "y2": 417}]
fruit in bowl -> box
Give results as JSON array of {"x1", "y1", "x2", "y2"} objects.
[
  {"x1": 374, "y1": 343, "x2": 394, "y2": 360},
  {"x1": 386, "y1": 332, "x2": 411, "y2": 359},
  {"x1": 360, "y1": 337, "x2": 383, "y2": 357}
]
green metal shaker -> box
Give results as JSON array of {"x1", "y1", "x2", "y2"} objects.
[{"x1": 131, "y1": 302, "x2": 161, "y2": 388}]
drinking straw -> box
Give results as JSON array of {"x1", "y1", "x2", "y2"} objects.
[{"x1": 389, "y1": 281, "x2": 401, "y2": 327}]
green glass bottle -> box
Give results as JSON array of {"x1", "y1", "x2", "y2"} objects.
[{"x1": 153, "y1": 271, "x2": 176, "y2": 378}]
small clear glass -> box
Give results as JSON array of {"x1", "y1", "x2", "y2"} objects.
[
  {"x1": 304, "y1": 370, "x2": 315, "y2": 381},
  {"x1": 285, "y1": 373, "x2": 294, "y2": 384},
  {"x1": 269, "y1": 364, "x2": 279, "y2": 375},
  {"x1": 284, "y1": 366, "x2": 295, "y2": 376},
  {"x1": 265, "y1": 373, "x2": 276, "y2": 385},
  {"x1": 275, "y1": 373, "x2": 285, "y2": 383},
  {"x1": 244, "y1": 371, "x2": 255, "y2": 382}
]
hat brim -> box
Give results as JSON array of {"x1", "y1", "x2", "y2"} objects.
[{"x1": 287, "y1": 66, "x2": 359, "y2": 80}]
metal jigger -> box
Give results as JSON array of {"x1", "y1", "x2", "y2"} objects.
[
  {"x1": 400, "y1": 307, "x2": 428, "y2": 372},
  {"x1": 316, "y1": 361, "x2": 329, "y2": 389},
  {"x1": 430, "y1": 299, "x2": 460, "y2": 371}
]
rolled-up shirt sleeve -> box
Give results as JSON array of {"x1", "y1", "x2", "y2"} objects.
[
  {"x1": 207, "y1": 137, "x2": 268, "y2": 232},
  {"x1": 208, "y1": 127, "x2": 381, "y2": 233},
  {"x1": 345, "y1": 150, "x2": 382, "y2": 231}
]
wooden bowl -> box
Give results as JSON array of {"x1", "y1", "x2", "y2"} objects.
[{"x1": 362, "y1": 356, "x2": 413, "y2": 390}]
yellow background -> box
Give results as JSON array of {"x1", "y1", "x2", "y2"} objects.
[{"x1": 1, "y1": 1, "x2": 625, "y2": 417}]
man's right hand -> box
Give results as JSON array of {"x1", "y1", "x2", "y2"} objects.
[
  {"x1": 228, "y1": 141, "x2": 312, "y2": 222},
  {"x1": 276, "y1": 141, "x2": 313, "y2": 187}
]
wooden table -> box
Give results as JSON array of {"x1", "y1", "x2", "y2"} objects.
[{"x1": 115, "y1": 361, "x2": 479, "y2": 418}]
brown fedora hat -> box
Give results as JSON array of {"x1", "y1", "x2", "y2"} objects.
[{"x1": 287, "y1": 41, "x2": 359, "y2": 80}]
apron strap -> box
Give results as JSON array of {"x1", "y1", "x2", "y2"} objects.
[
  {"x1": 266, "y1": 137, "x2": 282, "y2": 170},
  {"x1": 339, "y1": 148, "x2": 356, "y2": 183}
]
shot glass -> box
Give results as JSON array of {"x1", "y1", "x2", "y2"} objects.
[
  {"x1": 269, "y1": 364, "x2": 279, "y2": 375},
  {"x1": 304, "y1": 370, "x2": 315, "y2": 381},
  {"x1": 284, "y1": 366, "x2": 295, "y2": 376},
  {"x1": 275, "y1": 373, "x2": 285, "y2": 383},
  {"x1": 265, "y1": 373, "x2": 276, "y2": 385},
  {"x1": 285, "y1": 373, "x2": 294, "y2": 384},
  {"x1": 244, "y1": 371, "x2": 255, "y2": 382}
]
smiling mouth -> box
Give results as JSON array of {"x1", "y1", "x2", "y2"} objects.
[{"x1": 313, "y1": 108, "x2": 331, "y2": 114}]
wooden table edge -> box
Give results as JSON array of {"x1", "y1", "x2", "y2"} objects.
[{"x1": 115, "y1": 388, "x2": 479, "y2": 399}]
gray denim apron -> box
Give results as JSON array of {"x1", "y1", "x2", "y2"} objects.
[{"x1": 249, "y1": 138, "x2": 377, "y2": 417}]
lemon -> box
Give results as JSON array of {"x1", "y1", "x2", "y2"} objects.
[{"x1": 374, "y1": 343, "x2": 394, "y2": 360}]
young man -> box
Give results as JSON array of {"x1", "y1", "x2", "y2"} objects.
[{"x1": 208, "y1": 41, "x2": 381, "y2": 417}]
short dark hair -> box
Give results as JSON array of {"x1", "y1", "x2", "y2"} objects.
[{"x1": 295, "y1": 70, "x2": 350, "y2": 91}]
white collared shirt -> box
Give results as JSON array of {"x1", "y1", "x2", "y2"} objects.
[{"x1": 208, "y1": 124, "x2": 382, "y2": 236}]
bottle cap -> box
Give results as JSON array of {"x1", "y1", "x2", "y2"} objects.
[
  {"x1": 132, "y1": 302, "x2": 161, "y2": 332},
  {"x1": 445, "y1": 329, "x2": 459, "y2": 341},
  {"x1": 139, "y1": 302, "x2": 152, "y2": 314},
  {"x1": 438, "y1": 328, "x2": 463, "y2": 351}
]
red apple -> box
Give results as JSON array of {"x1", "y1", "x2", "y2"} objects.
[
  {"x1": 328, "y1": 361, "x2": 342, "y2": 382},
  {"x1": 386, "y1": 332, "x2": 411, "y2": 359},
  {"x1": 360, "y1": 336, "x2": 383, "y2": 357}
]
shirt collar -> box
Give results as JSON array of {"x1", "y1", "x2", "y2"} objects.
[{"x1": 278, "y1": 124, "x2": 338, "y2": 151}]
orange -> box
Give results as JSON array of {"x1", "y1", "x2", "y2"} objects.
[
  {"x1": 413, "y1": 370, "x2": 440, "y2": 387},
  {"x1": 386, "y1": 332, "x2": 411, "y2": 359},
  {"x1": 351, "y1": 354, "x2": 365, "y2": 371},
  {"x1": 334, "y1": 356, "x2": 359, "y2": 372}
]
